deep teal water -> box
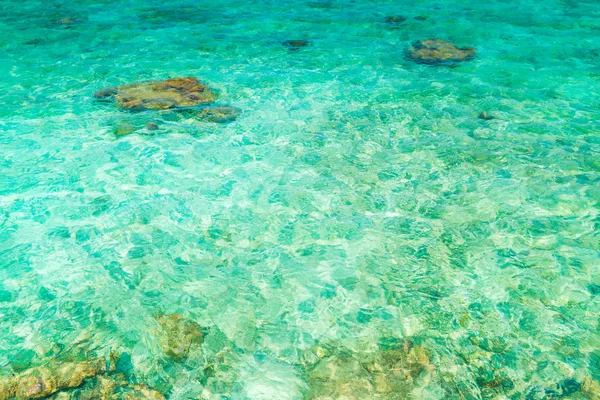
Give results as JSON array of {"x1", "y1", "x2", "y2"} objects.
[{"x1": 1, "y1": 0, "x2": 600, "y2": 398}]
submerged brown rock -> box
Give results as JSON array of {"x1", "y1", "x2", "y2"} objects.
[
  {"x1": 157, "y1": 313, "x2": 204, "y2": 361},
  {"x1": 302, "y1": 338, "x2": 434, "y2": 399},
  {"x1": 197, "y1": 106, "x2": 241, "y2": 123},
  {"x1": 478, "y1": 111, "x2": 494, "y2": 120},
  {"x1": 114, "y1": 121, "x2": 136, "y2": 137},
  {"x1": 582, "y1": 377, "x2": 600, "y2": 399},
  {"x1": 94, "y1": 77, "x2": 218, "y2": 111},
  {"x1": 46, "y1": 373, "x2": 165, "y2": 400},
  {"x1": 0, "y1": 351, "x2": 165, "y2": 400},
  {"x1": 406, "y1": 39, "x2": 475, "y2": 65},
  {"x1": 0, "y1": 357, "x2": 110, "y2": 400}
]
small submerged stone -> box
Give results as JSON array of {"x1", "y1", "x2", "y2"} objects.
[
  {"x1": 94, "y1": 77, "x2": 218, "y2": 111},
  {"x1": 93, "y1": 87, "x2": 117, "y2": 99},
  {"x1": 24, "y1": 38, "x2": 45, "y2": 46},
  {"x1": 196, "y1": 106, "x2": 241, "y2": 123},
  {"x1": 406, "y1": 39, "x2": 475, "y2": 65},
  {"x1": 156, "y1": 313, "x2": 204, "y2": 361},
  {"x1": 308, "y1": 1, "x2": 336, "y2": 9},
  {"x1": 51, "y1": 15, "x2": 86, "y2": 27},
  {"x1": 478, "y1": 111, "x2": 494, "y2": 120},
  {"x1": 113, "y1": 122, "x2": 136, "y2": 137},
  {"x1": 283, "y1": 40, "x2": 312, "y2": 52},
  {"x1": 414, "y1": 16, "x2": 428, "y2": 21},
  {"x1": 146, "y1": 122, "x2": 159, "y2": 131},
  {"x1": 384, "y1": 15, "x2": 407, "y2": 25}
]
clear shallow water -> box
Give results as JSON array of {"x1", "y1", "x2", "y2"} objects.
[{"x1": 1, "y1": 0, "x2": 600, "y2": 398}]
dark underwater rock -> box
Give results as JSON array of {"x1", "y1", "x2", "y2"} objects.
[
  {"x1": 94, "y1": 77, "x2": 218, "y2": 111},
  {"x1": 307, "y1": 1, "x2": 336, "y2": 9},
  {"x1": 93, "y1": 87, "x2": 117, "y2": 99},
  {"x1": 283, "y1": 40, "x2": 312, "y2": 51},
  {"x1": 478, "y1": 112, "x2": 494, "y2": 120},
  {"x1": 406, "y1": 39, "x2": 475, "y2": 65},
  {"x1": 384, "y1": 15, "x2": 407, "y2": 25},
  {"x1": 24, "y1": 38, "x2": 45, "y2": 46}
]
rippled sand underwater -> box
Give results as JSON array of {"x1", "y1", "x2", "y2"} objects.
[{"x1": 1, "y1": 0, "x2": 600, "y2": 398}]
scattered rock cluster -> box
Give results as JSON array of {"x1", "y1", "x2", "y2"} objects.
[
  {"x1": 95, "y1": 77, "x2": 242, "y2": 134},
  {"x1": 46, "y1": 373, "x2": 165, "y2": 400},
  {"x1": 301, "y1": 338, "x2": 433, "y2": 399},
  {"x1": 383, "y1": 14, "x2": 428, "y2": 25},
  {"x1": 0, "y1": 313, "x2": 205, "y2": 399},
  {"x1": 0, "y1": 355, "x2": 116, "y2": 400},
  {"x1": 92, "y1": 21, "x2": 479, "y2": 136}
]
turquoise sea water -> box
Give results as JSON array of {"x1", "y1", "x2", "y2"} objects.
[{"x1": 1, "y1": 0, "x2": 600, "y2": 398}]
